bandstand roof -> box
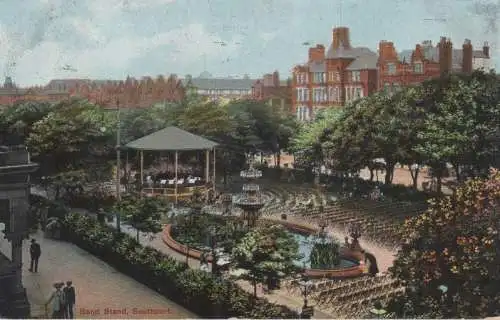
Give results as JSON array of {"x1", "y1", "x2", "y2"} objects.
[{"x1": 125, "y1": 126, "x2": 218, "y2": 151}]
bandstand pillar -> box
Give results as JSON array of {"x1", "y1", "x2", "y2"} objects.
[
  {"x1": 212, "y1": 148, "x2": 216, "y2": 194},
  {"x1": 174, "y1": 151, "x2": 178, "y2": 205},
  {"x1": 205, "y1": 149, "x2": 210, "y2": 201},
  {"x1": 140, "y1": 150, "x2": 144, "y2": 198}
]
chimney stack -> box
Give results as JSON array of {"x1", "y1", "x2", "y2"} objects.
[
  {"x1": 308, "y1": 44, "x2": 325, "y2": 62},
  {"x1": 438, "y1": 37, "x2": 453, "y2": 75},
  {"x1": 483, "y1": 41, "x2": 490, "y2": 58},
  {"x1": 378, "y1": 40, "x2": 397, "y2": 62},
  {"x1": 272, "y1": 71, "x2": 280, "y2": 87},
  {"x1": 332, "y1": 27, "x2": 351, "y2": 49},
  {"x1": 462, "y1": 39, "x2": 473, "y2": 74}
]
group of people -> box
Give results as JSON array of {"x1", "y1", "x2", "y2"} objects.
[
  {"x1": 28, "y1": 239, "x2": 76, "y2": 319},
  {"x1": 46, "y1": 281, "x2": 76, "y2": 319}
]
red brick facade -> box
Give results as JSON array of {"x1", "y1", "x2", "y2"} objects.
[
  {"x1": 0, "y1": 77, "x2": 69, "y2": 106},
  {"x1": 292, "y1": 27, "x2": 378, "y2": 121},
  {"x1": 252, "y1": 71, "x2": 292, "y2": 111},
  {"x1": 378, "y1": 37, "x2": 490, "y2": 93},
  {"x1": 64, "y1": 75, "x2": 185, "y2": 108},
  {"x1": 291, "y1": 27, "x2": 492, "y2": 120}
]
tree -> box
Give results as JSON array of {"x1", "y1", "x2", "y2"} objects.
[
  {"x1": 113, "y1": 195, "x2": 166, "y2": 241},
  {"x1": 231, "y1": 224, "x2": 301, "y2": 297},
  {"x1": 413, "y1": 71, "x2": 500, "y2": 192},
  {"x1": 121, "y1": 102, "x2": 182, "y2": 143},
  {"x1": 0, "y1": 100, "x2": 52, "y2": 145},
  {"x1": 389, "y1": 169, "x2": 500, "y2": 318},
  {"x1": 26, "y1": 99, "x2": 116, "y2": 174}
]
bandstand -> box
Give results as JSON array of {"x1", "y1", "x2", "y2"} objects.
[{"x1": 124, "y1": 126, "x2": 218, "y2": 204}]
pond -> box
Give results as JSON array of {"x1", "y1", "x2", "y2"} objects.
[
  {"x1": 170, "y1": 212, "x2": 359, "y2": 270},
  {"x1": 289, "y1": 231, "x2": 359, "y2": 269}
]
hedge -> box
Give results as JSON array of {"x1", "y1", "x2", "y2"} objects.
[{"x1": 62, "y1": 213, "x2": 300, "y2": 319}]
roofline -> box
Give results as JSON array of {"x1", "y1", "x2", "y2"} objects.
[{"x1": 124, "y1": 145, "x2": 218, "y2": 151}]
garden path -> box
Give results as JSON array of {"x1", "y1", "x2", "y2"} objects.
[{"x1": 0, "y1": 230, "x2": 195, "y2": 319}]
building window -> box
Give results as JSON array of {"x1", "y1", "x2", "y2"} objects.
[
  {"x1": 299, "y1": 73, "x2": 309, "y2": 84},
  {"x1": 355, "y1": 87, "x2": 362, "y2": 98},
  {"x1": 351, "y1": 71, "x2": 361, "y2": 82},
  {"x1": 384, "y1": 83, "x2": 390, "y2": 92},
  {"x1": 297, "y1": 106, "x2": 310, "y2": 121},
  {"x1": 387, "y1": 63, "x2": 397, "y2": 75},
  {"x1": 413, "y1": 62, "x2": 423, "y2": 73},
  {"x1": 335, "y1": 72, "x2": 340, "y2": 81},
  {"x1": 328, "y1": 72, "x2": 334, "y2": 81},
  {"x1": 313, "y1": 73, "x2": 323, "y2": 84},
  {"x1": 313, "y1": 88, "x2": 320, "y2": 102}
]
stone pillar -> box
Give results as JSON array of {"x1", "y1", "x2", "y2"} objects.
[{"x1": 4, "y1": 197, "x2": 31, "y2": 318}]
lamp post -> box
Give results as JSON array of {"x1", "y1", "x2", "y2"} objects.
[
  {"x1": 209, "y1": 225, "x2": 219, "y2": 276},
  {"x1": 115, "y1": 97, "x2": 122, "y2": 231},
  {"x1": 298, "y1": 273, "x2": 314, "y2": 319}
]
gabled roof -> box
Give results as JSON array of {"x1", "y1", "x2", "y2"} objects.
[
  {"x1": 125, "y1": 126, "x2": 218, "y2": 151},
  {"x1": 346, "y1": 53, "x2": 378, "y2": 70},
  {"x1": 398, "y1": 47, "x2": 490, "y2": 66},
  {"x1": 308, "y1": 61, "x2": 326, "y2": 72},
  {"x1": 326, "y1": 45, "x2": 374, "y2": 59},
  {"x1": 180, "y1": 78, "x2": 257, "y2": 90}
]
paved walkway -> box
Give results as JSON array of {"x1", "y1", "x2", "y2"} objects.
[{"x1": 0, "y1": 231, "x2": 195, "y2": 319}]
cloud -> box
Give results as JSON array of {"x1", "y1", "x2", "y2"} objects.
[
  {"x1": 85, "y1": 0, "x2": 175, "y2": 18},
  {"x1": 260, "y1": 31, "x2": 278, "y2": 43},
  {"x1": 6, "y1": 23, "x2": 242, "y2": 86}
]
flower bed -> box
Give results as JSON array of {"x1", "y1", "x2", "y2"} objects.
[{"x1": 62, "y1": 213, "x2": 299, "y2": 319}]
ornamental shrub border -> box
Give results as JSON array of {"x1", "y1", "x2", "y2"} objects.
[{"x1": 61, "y1": 212, "x2": 299, "y2": 319}]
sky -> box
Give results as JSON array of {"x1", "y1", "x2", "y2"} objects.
[{"x1": 0, "y1": 0, "x2": 499, "y2": 87}]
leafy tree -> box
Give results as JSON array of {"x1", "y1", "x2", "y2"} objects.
[
  {"x1": 389, "y1": 169, "x2": 500, "y2": 318},
  {"x1": 113, "y1": 195, "x2": 166, "y2": 241},
  {"x1": 40, "y1": 169, "x2": 86, "y2": 201},
  {"x1": 26, "y1": 99, "x2": 116, "y2": 173},
  {"x1": 290, "y1": 107, "x2": 343, "y2": 168},
  {"x1": 120, "y1": 102, "x2": 182, "y2": 143},
  {"x1": 0, "y1": 100, "x2": 52, "y2": 145},
  {"x1": 231, "y1": 224, "x2": 301, "y2": 297},
  {"x1": 321, "y1": 98, "x2": 378, "y2": 176}
]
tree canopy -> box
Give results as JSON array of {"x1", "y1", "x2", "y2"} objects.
[
  {"x1": 231, "y1": 224, "x2": 301, "y2": 297},
  {"x1": 291, "y1": 70, "x2": 500, "y2": 192},
  {"x1": 389, "y1": 169, "x2": 500, "y2": 318}
]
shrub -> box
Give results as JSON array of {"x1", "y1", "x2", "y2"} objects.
[{"x1": 62, "y1": 213, "x2": 299, "y2": 319}]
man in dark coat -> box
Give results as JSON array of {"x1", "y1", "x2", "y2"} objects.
[
  {"x1": 63, "y1": 281, "x2": 76, "y2": 319},
  {"x1": 29, "y1": 239, "x2": 41, "y2": 272}
]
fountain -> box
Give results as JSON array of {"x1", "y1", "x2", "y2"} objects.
[{"x1": 233, "y1": 163, "x2": 265, "y2": 228}]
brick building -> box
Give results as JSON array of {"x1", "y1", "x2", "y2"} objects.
[
  {"x1": 181, "y1": 72, "x2": 256, "y2": 101},
  {"x1": 50, "y1": 75, "x2": 185, "y2": 108},
  {"x1": 292, "y1": 27, "x2": 378, "y2": 121},
  {"x1": 252, "y1": 71, "x2": 292, "y2": 112},
  {"x1": 0, "y1": 77, "x2": 69, "y2": 106},
  {"x1": 378, "y1": 37, "x2": 491, "y2": 93}
]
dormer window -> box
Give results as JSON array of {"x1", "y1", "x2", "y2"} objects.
[
  {"x1": 413, "y1": 62, "x2": 423, "y2": 73},
  {"x1": 387, "y1": 63, "x2": 397, "y2": 75},
  {"x1": 351, "y1": 71, "x2": 361, "y2": 82}
]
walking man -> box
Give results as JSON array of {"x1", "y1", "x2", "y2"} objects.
[
  {"x1": 29, "y1": 239, "x2": 41, "y2": 272},
  {"x1": 63, "y1": 281, "x2": 76, "y2": 319}
]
